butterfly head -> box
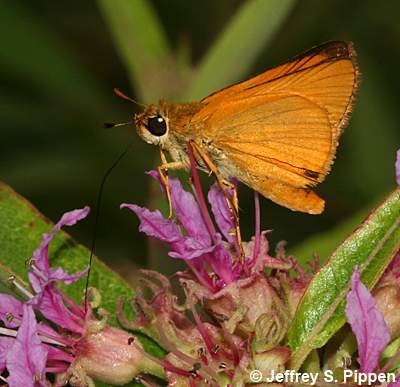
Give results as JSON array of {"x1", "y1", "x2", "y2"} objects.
[{"x1": 134, "y1": 102, "x2": 170, "y2": 147}]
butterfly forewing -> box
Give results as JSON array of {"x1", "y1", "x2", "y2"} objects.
[
  {"x1": 202, "y1": 94, "x2": 332, "y2": 186},
  {"x1": 190, "y1": 41, "x2": 359, "y2": 214}
]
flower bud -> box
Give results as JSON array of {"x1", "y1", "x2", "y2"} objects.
[
  {"x1": 253, "y1": 347, "x2": 291, "y2": 378},
  {"x1": 373, "y1": 276, "x2": 400, "y2": 338},
  {"x1": 205, "y1": 275, "x2": 289, "y2": 336},
  {"x1": 75, "y1": 327, "x2": 161, "y2": 385}
]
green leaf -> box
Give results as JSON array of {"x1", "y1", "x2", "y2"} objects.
[
  {"x1": 184, "y1": 0, "x2": 296, "y2": 100},
  {"x1": 288, "y1": 188, "x2": 400, "y2": 370},
  {"x1": 381, "y1": 337, "x2": 400, "y2": 372},
  {"x1": 0, "y1": 181, "x2": 166, "y2": 361},
  {"x1": 97, "y1": 0, "x2": 171, "y2": 102},
  {"x1": 290, "y1": 198, "x2": 382, "y2": 265},
  {"x1": 0, "y1": 181, "x2": 133, "y2": 322}
]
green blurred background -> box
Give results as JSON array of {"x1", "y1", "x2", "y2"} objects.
[{"x1": 1, "y1": 0, "x2": 399, "y2": 281}]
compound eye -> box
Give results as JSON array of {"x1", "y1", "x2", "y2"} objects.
[{"x1": 146, "y1": 115, "x2": 167, "y2": 136}]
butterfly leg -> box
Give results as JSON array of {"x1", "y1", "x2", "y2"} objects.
[
  {"x1": 220, "y1": 179, "x2": 240, "y2": 216},
  {"x1": 158, "y1": 148, "x2": 185, "y2": 218},
  {"x1": 188, "y1": 142, "x2": 238, "y2": 216},
  {"x1": 188, "y1": 141, "x2": 244, "y2": 260},
  {"x1": 220, "y1": 179, "x2": 245, "y2": 262}
]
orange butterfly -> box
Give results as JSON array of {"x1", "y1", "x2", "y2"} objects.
[{"x1": 131, "y1": 41, "x2": 359, "y2": 214}]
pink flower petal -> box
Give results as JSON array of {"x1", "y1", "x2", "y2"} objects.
[
  {"x1": 244, "y1": 230, "x2": 273, "y2": 271},
  {"x1": 169, "y1": 178, "x2": 212, "y2": 246},
  {"x1": 147, "y1": 170, "x2": 211, "y2": 245},
  {"x1": 29, "y1": 266, "x2": 89, "y2": 296},
  {"x1": 6, "y1": 305, "x2": 48, "y2": 386},
  {"x1": 55, "y1": 207, "x2": 90, "y2": 229},
  {"x1": 168, "y1": 239, "x2": 217, "y2": 260},
  {"x1": 121, "y1": 204, "x2": 183, "y2": 243},
  {"x1": 28, "y1": 207, "x2": 90, "y2": 296},
  {"x1": 210, "y1": 243, "x2": 240, "y2": 285},
  {"x1": 45, "y1": 344, "x2": 74, "y2": 364},
  {"x1": 49, "y1": 265, "x2": 89, "y2": 284},
  {"x1": 32, "y1": 206, "x2": 90, "y2": 272},
  {"x1": 208, "y1": 183, "x2": 235, "y2": 243},
  {"x1": 30, "y1": 286, "x2": 83, "y2": 334},
  {"x1": 37, "y1": 322, "x2": 64, "y2": 342},
  {"x1": 147, "y1": 170, "x2": 212, "y2": 245},
  {"x1": 0, "y1": 294, "x2": 23, "y2": 328},
  {"x1": 345, "y1": 268, "x2": 390, "y2": 372},
  {"x1": 123, "y1": 204, "x2": 219, "y2": 261},
  {"x1": 0, "y1": 337, "x2": 14, "y2": 373},
  {"x1": 396, "y1": 149, "x2": 400, "y2": 186}
]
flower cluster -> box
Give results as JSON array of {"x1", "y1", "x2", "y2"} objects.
[
  {"x1": 0, "y1": 208, "x2": 158, "y2": 386},
  {"x1": 118, "y1": 172, "x2": 320, "y2": 385},
  {"x1": 0, "y1": 149, "x2": 399, "y2": 386},
  {"x1": 122, "y1": 173, "x2": 293, "y2": 291},
  {"x1": 117, "y1": 152, "x2": 400, "y2": 386}
]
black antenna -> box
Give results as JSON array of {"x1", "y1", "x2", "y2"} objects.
[
  {"x1": 84, "y1": 142, "x2": 133, "y2": 311},
  {"x1": 103, "y1": 121, "x2": 131, "y2": 129}
]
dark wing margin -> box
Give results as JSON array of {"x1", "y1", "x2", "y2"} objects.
[{"x1": 201, "y1": 41, "x2": 359, "y2": 109}]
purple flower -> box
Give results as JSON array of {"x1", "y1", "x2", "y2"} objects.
[
  {"x1": 123, "y1": 170, "x2": 307, "y2": 298},
  {"x1": 0, "y1": 207, "x2": 151, "y2": 386},
  {"x1": 124, "y1": 172, "x2": 291, "y2": 293},
  {"x1": 207, "y1": 183, "x2": 235, "y2": 243},
  {"x1": 169, "y1": 177, "x2": 212, "y2": 247},
  {"x1": 119, "y1": 170, "x2": 320, "y2": 385},
  {"x1": 345, "y1": 268, "x2": 390, "y2": 372},
  {"x1": 396, "y1": 149, "x2": 400, "y2": 186},
  {"x1": 0, "y1": 294, "x2": 23, "y2": 328},
  {"x1": 26, "y1": 207, "x2": 90, "y2": 333},
  {"x1": 0, "y1": 337, "x2": 14, "y2": 374},
  {"x1": 28, "y1": 207, "x2": 89, "y2": 293},
  {"x1": 122, "y1": 176, "x2": 246, "y2": 291},
  {"x1": 6, "y1": 305, "x2": 48, "y2": 387}
]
